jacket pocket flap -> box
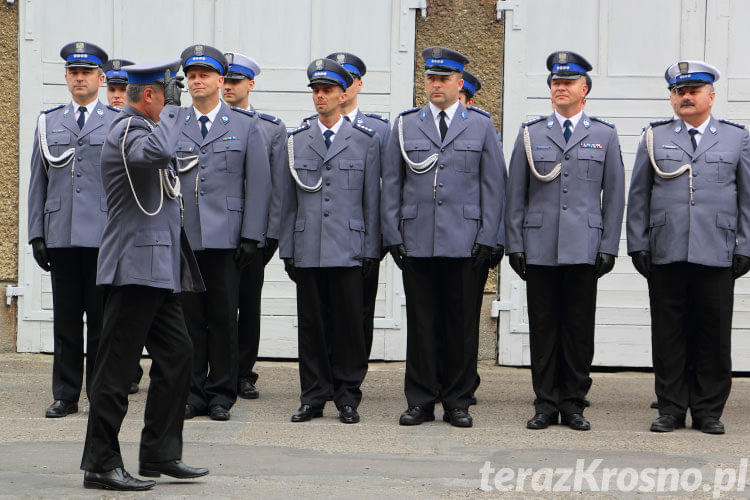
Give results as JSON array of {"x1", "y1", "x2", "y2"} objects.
[
  {"x1": 532, "y1": 150, "x2": 556, "y2": 162},
  {"x1": 89, "y1": 134, "x2": 106, "y2": 145},
  {"x1": 134, "y1": 230, "x2": 171, "y2": 246},
  {"x1": 454, "y1": 140, "x2": 482, "y2": 152},
  {"x1": 523, "y1": 212, "x2": 543, "y2": 228},
  {"x1": 706, "y1": 151, "x2": 738, "y2": 164},
  {"x1": 578, "y1": 149, "x2": 606, "y2": 161},
  {"x1": 649, "y1": 211, "x2": 666, "y2": 227},
  {"x1": 213, "y1": 140, "x2": 242, "y2": 152},
  {"x1": 176, "y1": 142, "x2": 196, "y2": 153},
  {"x1": 588, "y1": 213, "x2": 603, "y2": 228},
  {"x1": 463, "y1": 204, "x2": 481, "y2": 220},
  {"x1": 404, "y1": 140, "x2": 430, "y2": 151},
  {"x1": 654, "y1": 149, "x2": 683, "y2": 161},
  {"x1": 44, "y1": 197, "x2": 61, "y2": 213},
  {"x1": 339, "y1": 159, "x2": 364, "y2": 170},
  {"x1": 294, "y1": 218, "x2": 305, "y2": 231},
  {"x1": 48, "y1": 132, "x2": 70, "y2": 145},
  {"x1": 295, "y1": 160, "x2": 318, "y2": 171},
  {"x1": 349, "y1": 219, "x2": 365, "y2": 231},
  {"x1": 400, "y1": 204, "x2": 417, "y2": 220},
  {"x1": 716, "y1": 213, "x2": 737, "y2": 230},
  {"x1": 226, "y1": 196, "x2": 244, "y2": 212}
]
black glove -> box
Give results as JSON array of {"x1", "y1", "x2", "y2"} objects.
[
  {"x1": 362, "y1": 258, "x2": 378, "y2": 278},
  {"x1": 471, "y1": 243, "x2": 493, "y2": 270},
  {"x1": 31, "y1": 238, "x2": 51, "y2": 272},
  {"x1": 262, "y1": 238, "x2": 279, "y2": 266},
  {"x1": 234, "y1": 238, "x2": 259, "y2": 269},
  {"x1": 594, "y1": 252, "x2": 616, "y2": 279},
  {"x1": 489, "y1": 245, "x2": 505, "y2": 269},
  {"x1": 163, "y1": 70, "x2": 184, "y2": 107},
  {"x1": 630, "y1": 250, "x2": 651, "y2": 279},
  {"x1": 388, "y1": 244, "x2": 407, "y2": 270},
  {"x1": 508, "y1": 252, "x2": 527, "y2": 281},
  {"x1": 733, "y1": 254, "x2": 750, "y2": 280},
  {"x1": 283, "y1": 258, "x2": 297, "y2": 282}
]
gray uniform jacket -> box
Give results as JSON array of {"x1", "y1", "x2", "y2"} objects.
[
  {"x1": 28, "y1": 100, "x2": 118, "y2": 247},
  {"x1": 626, "y1": 116, "x2": 750, "y2": 267},
  {"x1": 355, "y1": 110, "x2": 390, "y2": 150},
  {"x1": 177, "y1": 102, "x2": 271, "y2": 250},
  {"x1": 505, "y1": 113, "x2": 625, "y2": 266},
  {"x1": 97, "y1": 104, "x2": 204, "y2": 293},
  {"x1": 380, "y1": 103, "x2": 504, "y2": 258},
  {"x1": 279, "y1": 118, "x2": 381, "y2": 268}
]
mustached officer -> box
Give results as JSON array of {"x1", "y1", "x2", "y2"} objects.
[
  {"x1": 505, "y1": 51, "x2": 625, "y2": 431},
  {"x1": 102, "y1": 58, "x2": 134, "y2": 110},
  {"x1": 627, "y1": 61, "x2": 750, "y2": 435},
  {"x1": 279, "y1": 58, "x2": 380, "y2": 424},
  {"x1": 381, "y1": 47, "x2": 505, "y2": 428},
  {"x1": 177, "y1": 44, "x2": 272, "y2": 422},
  {"x1": 221, "y1": 52, "x2": 287, "y2": 400},
  {"x1": 325, "y1": 51, "x2": 390, "y2": 358},
  {"x1": 81, "y1": 60, "x2": 208, "y2": 491},
  {"x1": 28, "y1": 41, "x2": 117, "y2": 419}
]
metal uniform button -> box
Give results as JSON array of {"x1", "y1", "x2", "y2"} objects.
[
  {"x1": 440, "y1": 148, "x2": 445, "y2": 152},
  {"x1": 440, "y1": 164, "x2": 445, "y2": 169},
  {"x1": 200, "y1": 165, "x2": 206, "y2": 169},
  {"x1": 200, "y1": 190, "x2": 205, "y2": 196},
  {"x1": 563, "y1": 171, "x2": 569, "y2": 177},
  {"x1": 438, "y1": 182, "x2": 444, "y2": 187},
  {"x1": 324, "y1": 196, "x2": 330, "y2": 201},
  {"x1": 201, "y1": 149, "x2": 207, "y2": 154},
  {"x1": 562, "y1": 188, "x2": 568, "y2": 193},
  {"x1": 437, "y1": 200, "x2": 443, "y2": 206},
  {"x1": 691, "y1": 200, "x2": 695, "y2": 206},
  {"x1": 323, "y1": 211, "x2": 329, "y2": 217},
  {"x1": 200, "y1": 177, "x2": 206, "y2": 182},
  {"x1": 78, "y1": 140, "x2": 83, "y2": 146},
  {"x1": 77, "y1": 156, "x2": 82, "y2": 161},
  {"x1": 168, "y1": 112, "x2": 174, "y2": 118},
  {"x1": 76, "y1": 172, "x2": 81, "y2": 177},
  {"x1": 562, "y1": 204, "x2": 567, "y2": 210},
  {"x1": 326, "y1": 165, "x2": 331, "y2": 170},
  {"x1": 325, "y1": 181, "x2": 331, "y2": 186},
  {"x1": 76, "y1": 188, "x2": 81, "y2": 193},
  {"x1": 565, "y1": 154, "x2": 570, "y2": 160},
  {"x1": 693, "y1": 172, "x2": 697, "y2": 177}
]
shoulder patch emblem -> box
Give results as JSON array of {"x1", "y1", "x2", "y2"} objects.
[
  {"x1": 591, "y1": 116, "x2": 615, "y2": 128},
  {"x1": 230, "y1": 106, "x2": 255, "y2": 117},
  {"x1": 719, "y1": 119, "x2": 746, "y2": 129},
  {"x1": 288, "y1": 121, "x2": 310, "y2": 137},
  {"x1": 364, "y1": 112, "x2": 389, "y2": 123},
  {"x1": 41, "y1": 104, "x2": 64, "y2": 115},
  {"x1": 649, "y1": 117, "x2": 674, "y2": 128},
  {"x1": 106, "y1": 105, "x2": 121, "y2": 113},
  {"x1": 259, "y1": 112, "x2": 280, "y2": 124},
  {"x1": 522, "y1": 116, "x2": 545, "y2": 127},
  {"x1": 353, "y1": 122, "x2": 375, "y2": 137},
  {"x1": 399, "y1": 107, "x2": 421, "y2": 117},
  {"x1": 467, "y1": 105, "x2": 491, "y2": 118}
]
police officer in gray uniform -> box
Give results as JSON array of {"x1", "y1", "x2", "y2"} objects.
[
  {"x1": 81, "y1": 60, "x2": 208, "y2": 491},
  {"x1": 280, "y1": 58, "x2": 380, "y2": 424},
  {"x1": 222, "y1": 52, "x2": 287, "y2": 400},
  {"x1": 505, "y1": 51, "x2": 625, "y2": 431},
  {"x1": 381, "y1": 47, "x2": 505, "y2": 428},
  {"x1": 627, "y1": 61, "x2": 750, "y2": 435},
  {"x1": 177, "y1": 44, "x2": 272, "y2": 422},
  {"x1": 28, "y1": 41, "x2": 118, "y2": 418},
  {"x1": 326, "y1": 51, "x2": 389, "y2": 358},
  {"x1": 102, "y1": 58, "x2": 134, "y2": 110}
]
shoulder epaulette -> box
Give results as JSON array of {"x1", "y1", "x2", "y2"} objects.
[
  {"x1": 364, "y1": 112, "x2": 389, "y2": 123},
  {"x1": 106, "y1": 105, "x2": 121, "y2": 113},
  {"x1": 259, "y1": 112, "x2": 281, "y2": 125},
  {"x1": 302, "y1": 113, "x2": 318, "y2": 123},
  {"x1": 288, "y1": 121, "x2": 310, "y2": 137},
  {"x1": 591, "y1": 116, "x2": 615, "y2": 128},
  {"x1": 41, "y1": 104, "x2": 64, "y2": 114},
  {"x1": 468, "y1": 106, "x2": 491, "y2": 118},
  {"x1": 353, "y1": 122, "x2": 375, "y2": 137},
  {"x1": 522, "y1": 116, "x2": 545, "y2": 127},
  {"x1": 649, "y1": 118, "x2": 674, "y2": 128},
  {"x1": 720, "y1": 119, "x2": 746, "y2": 129},
  {"x1": 231, "y1": 106, "x2": 255, "y2": 117},
  {"x1": 399, "y1": 107, "x2": 421, "y2": 116}
]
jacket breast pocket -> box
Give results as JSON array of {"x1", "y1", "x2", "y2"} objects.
[
  {"x1": 399, "y1": 204, "x2": 418, "y2": 252},
  {"x1": 339, "y1": 159, "x2": 364, "y2": 190},
  {"x1": 453, "y1": 140, "x2": 482, "y2": 172},
  {"x1": 213, "y1": 139, "x2": 243, "y2": 172},
  {"x1": 531, "y1": 149, "x2": 558, "y2": 176},
  {"x1": 705, "y1": 151, "x2": 738, "y2": 183},
  {"x1": 89, "y1": 134, "x2": 106, "y2": 146},
  {"x1": 577, "y1": 148, "x2": 605, "y2": 182},
  {"x1": 294, "y1": 159, "x2": 320, "y2": 188},
  {"x1": 654, "y1": 148, "x2": 686, "y2": 175},
  {"x1": 403, "y1": 140, "x2": 431, "y2": 163},
  {"x1": 522, "y1": 212, "x2": 543, "y2": 259},
  {"x1": 131, "y1": 229, "x2": 172, "y2": 282},
  {"x1": 47, "y1": 131, "x2": 71, "y2": 157}
]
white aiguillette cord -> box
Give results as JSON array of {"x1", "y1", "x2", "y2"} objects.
[
  {"x1": 645, "y1": 126, "x2": 693, "y2": 202},
  {"x1": 287, "y1": 134, "x2": 322, "y2": 193},
  {"x1": 37, "y1": 112, "x2": 77, "y2": 184},
  {"x1": 523, "y1": 126, "x2": 561, "y2": 182},
  {"x1": 398, "y1": 115, "x2": 441, "y2": 198}
]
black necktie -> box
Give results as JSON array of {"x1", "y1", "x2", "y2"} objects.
[
  {"x1": 77, "y1": 106, "x2": 86, "y2": 130},
  {"x1": 438, "y1": 111, "x2": 448, "y2": 141},
  {"x1": 323, "y1": 130, "x2": 334, "y2": 149},
  {"x1": 688, "y1": 128, "x2": 699, "y2": 151},
  {"x1": 344, "y1": 116, "x2": 351, "y2": 122},
  {"x1": 563, "y1": 119, "x2": 572, "y2": 142},
  {"x1": 199, "y1": 115, "x2": 209, "y2": 138}
]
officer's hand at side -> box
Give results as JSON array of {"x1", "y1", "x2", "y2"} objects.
[
  {"x1": 362, "y1": 258, "x2": 378, "y2": 278},
  {"x1": 31, "y1": 238, "x2": 51, "y2": 272},
  {"x1": 471, "y1": 243, "x2": 493, "y2": 270},
  {"x1": 630, "y1": 250, "x2": 651, "y2": 279},
  {"x1": 234, "y1": 238, "x2": 259, "y2": 269},
  {"x1": 508, "y1": 252, "x2": 527, "y2": 281},
  {"x1": 489, "y1": 245, "x2": 505, "y2": 269},
  {"x1": 163, "y1": 70, "x2": 184, "y2": 107},
  {"x1": 263, "y1": 238, "x2": 279, "y2": 266},
  {"x1": 283, "y1": 258, "x2": 296, "y2": 282},
  {"x1": 733, "y1": 254, "x2": 750, "y2": 280},
  {"x1": 388, "y1": 244, "x2": 407, "y2": 270},
  {"x1": 594, "y1": 252, "x2": 616, "y2": 279}
]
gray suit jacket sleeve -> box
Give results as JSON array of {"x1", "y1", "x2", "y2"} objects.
[
  {"x1": 735, "y1": 129, "x2": 750, "y2": 257},
  {"x1": 27, "y1": 124, "x2": 46, "y2": 243},
  {"x1": 380, "y1": 120, "x2": 404, "y2": 248},
  {"x1": 625, "y1": 133, "x2": 653, "y2": 254},
  {"x1": 504, "y1": 127, "x2": 529, "y2": 255},
  {"x1": 496, "y1": 130, "x2": 508, "y2": 247},
  {"x1": 476, "y1": 120, "x2": 504, "y2": 248},
  {"x1": 600, "y1": 127, "x2": 626, "y2": 256},
  {"x1": 363, "y1": 137, "x2": 381, "y2": 259},
  {"x1": 241, "y1": 122, "x2": 272, "y2": 242},
  {"x1": 278, "y1": 136, "x2": 296, "y2": 260},
  {"x1": 265, "y1": 122, "x2": 288, "y2": 241}
]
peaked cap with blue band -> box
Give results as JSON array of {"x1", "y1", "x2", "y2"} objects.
[
  {"x1": 461, "y1": 70, "x2": 482, "y2": 97},
  {"x1": 103, "y1": 59, "x2": 135, "y2": 84},
  {"x1": 124, "y1": 59, "x2": 181, "y2": 85},
  {"x1": 306, "y1": 58, "x2": 353, "y2": 90},
  {"x1": 60, "y1": 41, "x2": 108, "y2": 68},
  {"x1": 421, "y1": 46, "x2": 469, "y2": 75},
  {"x1": 180, "y1": 44, "x2": 227, "y2": 76},
  {"x1": 325, "y1": 52, "x2": 366, "y2": 78},
  {"x1": 665, "y1": 60, "x2": 720, "y2": 89},
  {"x1": 546, "y1": 50, "x2": 593, "y2": 94},
  {"x1": 224, "y1": 52, "x2": 261, "y2": 80}
]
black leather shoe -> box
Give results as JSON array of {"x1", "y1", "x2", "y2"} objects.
[
  {"x1": 291, "y1": 404, "x2": 323, "y2": 422},
  {"x1": 650, "y1": 400, "x2": 659, "y2": 409},
  {"x1": 83, "y1": 467, "x2": 155, "y2": 491},
  {"x1": 238, "y1": 379, "x2": 259, "y2": 399},
  {"x1": 650, "y1": 414, "x2": 685, "y2": 432},
  {"x1": 562, "y1": 413, "x2": 590, "y2": 431},
  {"x1": 583, "y1": 398, "x2": 591, "y2": 407},
  {"x1": 45, "y1": 400, "x2": 77, "y2": 418},
  {"x1": 469, "y1": 393, "x2": 477, "y2": 405},
  {"x1": 399, "y1": 406, "x2": 435, "y2": 426},
  {"x1": 526, "y1": 412, "x2": 558, "y2": 429},
  {"x1": 209, "y1": 405, "x2": 230, "y2": 421},
  {"x1": 692, "y1": 417, "x2": 725, "y2": 435},
  {"x1": 338, "y1": 405, "x2": 360, "y2": 424},
  {"x1": 139, "y1": 459, "x2": 209, "y2": 479},
  {"x1": 128, "y1": 382, "x2": 139, "y2": 395},
  {"x1": 442, "y1": 408, "x2": 473, "y2": 428},
  {"x1": 184, "y1": 404, "x2": 198, "y2": 420}
]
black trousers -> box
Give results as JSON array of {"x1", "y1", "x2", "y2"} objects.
[
  {"x1": 362, "y1": 262, "x2": 380, "y2": 357},
  {"x1": 296, "y1": 267, "x2": 368, "y2": 409},
  {"x1": 526, "y1": 264, "x2": 597, "y2": 416},
  {"x1": 47, "y1": 247, "x2": 103, "y2": 402},
  {"x1": 649, "y1": 263, "x2": 733, "y2": 420},
  {"x1": 402, "y1": 258, "x2": 481, "y2": 411},
  {"x1": 181, "y1": 249, "x2": 241, "y2": 411},
  {"x1": 237, "y1": 255, "x2": 264, "y2": 385},
  {"x1": 80, "y1": 286, "x2": 192, "y2": 472}
]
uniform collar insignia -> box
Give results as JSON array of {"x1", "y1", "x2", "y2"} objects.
[
  {"x1": 221, "y1": 114, "x2": 229, "y2": 123},
  {"x1": 420, "y1": 110, "x2": 427, "y2": 120},
  {"x1": 185, "y1": 113, "x2": 191, "y2": 123},
  {"x1": 674, "y1": 125, "x2": 682, "y2": 134},
  {"x1": 63, "y1": 107, "x2": 70, "y2": 115},
  {"x1": 356, "y1": 117, "x2": 363, "y2": 124},
  {"x1": 583, "y1": 119, "x2": 590, "y2": 128},
  {"x1": 96, "y1": 108, "x2": 104, "y2": 116},
  {"x1": 460, "y1": 110, "x2": 467, "y2": 119},
  {"x1": 547, "y1": 119, "x2": 554, "y2": 128},
  {"x1": 709, "y1": 125, "x2": 717, "y2": 134}
]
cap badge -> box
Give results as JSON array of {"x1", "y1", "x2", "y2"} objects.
[
  {"x1": 75, "y1": 41, "x2": 85, "y2": 52},
  {"x1": 432, "y1": 47, "x2": 441, "y2": 58},
  {"x1": 336, "y1": 53, "x2": 346, "y2": 64},
  {"x1": 112, "y1": 60, "x2": 121, "y2": 70},
  {"x1": 679, "y1": 61, "x2": 689, "y2": 74},
  {"x1": 225, "y1": 53, "x2": 233, "y2": 64},
  {"x1": 315, "y1": 59, "x2": 323, "y2": 70},
  {"x1": 558, "y1": 52, "x2": 568, "y2": 64},
  {"x1": 195, "y1": 45, "x2": 204, "y2": 56}
]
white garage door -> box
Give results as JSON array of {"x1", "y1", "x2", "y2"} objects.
[
  {"x1": 497, "y1": 0, "x2": 750, "y2": 369},
  {"x1": 16, "y1": 0, "x2": 424, "y2": 359}
]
